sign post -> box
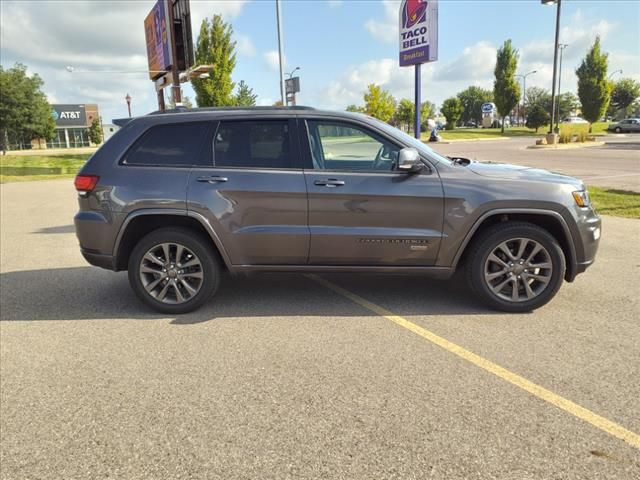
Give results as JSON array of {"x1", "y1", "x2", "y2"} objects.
[{"x1": 399, "y1": 0, "x2": 438, "y2": 138}]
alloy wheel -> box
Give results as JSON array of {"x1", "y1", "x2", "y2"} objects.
[
  {"x1": 483, "y1": 237, "x2": 553, "y2": 303},
  {"x1": 139, "y1": 242, "x2": 203, "y2": 304}
]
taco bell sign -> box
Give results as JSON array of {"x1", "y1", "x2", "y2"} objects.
[{"x1": 399, "y1": 0, "x2": 438, "y2": 67}]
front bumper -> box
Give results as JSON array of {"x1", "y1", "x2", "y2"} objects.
[{"x1": 568, "y1": 206, "x2": 601, "y2": 280}]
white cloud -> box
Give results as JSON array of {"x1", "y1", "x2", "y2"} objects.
[
  {"x1": 263, "y1": 50, "x2": 284, "y2": 72},
  {"x1": 327, "y1": 0, "x2": 343, "y2": 8},
  {"x1": 364, "y1": 0, "x2": 399, "y2": 44},
  {"x1": 434, "y1": 41, "x2": 496, "y2": 83},
  {"x1": 236, "y1": 34, "x2": 256, "y2": 57}
]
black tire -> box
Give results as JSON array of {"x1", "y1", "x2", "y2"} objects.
[
  {"x1": 615, "y1": 127, "x2": 622, "y2": 133},
  {"x1": 466, "y1": 222, "x2": 566, "y2": 313},
  {"x1": 128, "y1": 227, "x2": 220, "y2": 314}
]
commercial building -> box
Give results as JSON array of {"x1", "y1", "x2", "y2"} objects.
[{"x1": 47, "y1": 104, "x2": 101, "y2": 149}]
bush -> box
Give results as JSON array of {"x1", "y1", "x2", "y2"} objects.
[{"x1": 559, "y1": 131, "x2": 572, "y2": 144}]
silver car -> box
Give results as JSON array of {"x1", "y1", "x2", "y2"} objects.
[{"x1": 608, "y1": 118, "x2": 640, "y2": 133}]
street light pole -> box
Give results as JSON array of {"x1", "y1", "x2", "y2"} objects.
[
  {"x1": 275, "y1": 0, "x2": 286, "y2": 106},
  {"x1": 608, "y1": 69, "x2": 623, "y2": 80},
  {"x1": 542, "y1": 0, "x2": 562, "y2": 137},
  {"x1": 555, "y1": 43, "x2": 568, "y2": 130},
  {"x1": 125, "y1": 93, "x2": 132, "y2": 118},
  {"x1": 516, "y1": 71, "x2": 537, "y2": 126}
]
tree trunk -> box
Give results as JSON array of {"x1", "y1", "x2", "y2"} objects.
[
  {"x1": 589, "y1": 123, "x2": 593, "y2": 134},
  {"x1": 501, "y1": 118, "x2": 505, "y2": 133}
]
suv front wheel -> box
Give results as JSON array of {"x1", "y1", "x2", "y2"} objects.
[
  {"x1": 467, "y1": 222, "x2": 566, "y2": 312},
  {"x1": 128, "y1": 227, "x2": 220, "y2": 314}
]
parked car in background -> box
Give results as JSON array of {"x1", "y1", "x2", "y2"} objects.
[
  {"x1": 607, "y1": 118, "x2": 640, "y2": 133},
  {"x1": 561, "y1": 116, "x2": 588, "y2": 124}
]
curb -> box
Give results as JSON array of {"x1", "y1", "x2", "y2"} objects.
[{"x1": 526, "y1": 141, "x2": 605, "y2": 150}]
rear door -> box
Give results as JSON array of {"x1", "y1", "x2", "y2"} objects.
[
  {"x1": 187, "y1": 117, "x2": 309, "y2": 265},
  {"x1": 301, "y1": 118, "x2": 444, "y2": 266}
]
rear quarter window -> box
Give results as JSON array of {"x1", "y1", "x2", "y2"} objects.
[{"x1": 123, "y1": 122, "x2": 211, "y2": 166}]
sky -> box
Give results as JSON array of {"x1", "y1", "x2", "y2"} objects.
[{"x1": 1, "y1": 0, "x2": 639, "y2": 124}]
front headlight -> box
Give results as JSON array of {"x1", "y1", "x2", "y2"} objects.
[{"x1": 572, "y1": 190, "x2": 591, "y2": 207}]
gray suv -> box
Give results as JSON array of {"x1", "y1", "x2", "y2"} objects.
[{"x1": 74, "y1": 107, "x2": 601, "y2": 314}]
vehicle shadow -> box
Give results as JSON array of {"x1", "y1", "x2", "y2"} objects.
[
  {"x1": 0, "y1": 267, "x2": 491, "y2": 324},
  {"x1": 33, "y1": 224, "x2": 76, "y2": 235}
]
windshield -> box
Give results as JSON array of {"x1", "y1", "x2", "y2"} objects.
[{"x1": 370, "y1": 118, "x2": 454, "y2": 165}]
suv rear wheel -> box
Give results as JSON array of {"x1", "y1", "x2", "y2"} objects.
[
  {"x1": 467, "y1": 222, "x2": 566, "y2": 312},
  {"x1": 128, "y1": 227, "x2": 220, "y2": 314}
]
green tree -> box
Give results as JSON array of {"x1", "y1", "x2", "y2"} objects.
[
  {"x1": 88, "y1": 118, "x2": 102, "y2": 145},
  {"x1": 0, "y1": 63, "x2": 56, "y2": 152},
  {"x1": 395, "y1": 98, "x2": 414, "y2": 131},
  {"x1": 526, "y1": 88, "x2": 579, "y2": 121},
  {"x1": 234, "y1": 80, "x2": 257, "y2": 106},
  {"x1": 557, "y1": 92, "x2": 580, "y2": 120},
  {"x1": 525, "y1": 86, "x2": 550, "y2": 108},
  {"x1": 526, "y1": 104, "x2": 550, "y2": 133},
  {"x1": 576, "y1": 37, "x2": 612, "y2": 132},
  {"x1": 363, "y1": 84, "x2": 396, "y2": 122},
  {"x1": 394, "y1": 99, "x2": 433, "y2": 132},
  {"x1": 441, "y1": 97, "x2": 463, "y2": 130},
  {"x1": 493, "y1": 39, "x2": 521, "y2": 133},
  {"x1": 192, "y1": 15, "x2": 236, "y2": 107},
  {"x1": 611, "y1": 78, "x2": 640, "y2": 118},
  {"x1": 345, "y1": 104, "x2": 364, "y2": 113},
  {"x1": 457, "y1": 86, "x2": 493, "y2": 125}
]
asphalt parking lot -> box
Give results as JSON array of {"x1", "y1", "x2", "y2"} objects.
[{"x1": 1, "y1": 177, "x2": 639, "y2": 479}]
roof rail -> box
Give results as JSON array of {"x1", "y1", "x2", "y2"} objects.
[{"x1": 147, "y1": 105, "x2": 315, "y2": 115}]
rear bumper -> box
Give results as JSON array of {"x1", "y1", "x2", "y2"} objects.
[{"x1": 80, "y1": 249, "x2": 116, "y2": 271}]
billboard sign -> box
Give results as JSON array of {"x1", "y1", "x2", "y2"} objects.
[
  {"x1": 51, "y1": 104, "x2": 87, "y2": 127},
  {"x1": 144, "y1": 0, "x2": 173, "y2": 80},
  {"x1": 399, "y1": 0, "x2": 438, "y2": 67}
]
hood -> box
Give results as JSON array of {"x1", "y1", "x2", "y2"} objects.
[{"x1": 467, "y1": 161, "x2": 584, "y2": 189}]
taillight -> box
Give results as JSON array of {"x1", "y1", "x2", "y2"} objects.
[{"x1": 74, "y1": 174, "x2": 99, "y2": 193}]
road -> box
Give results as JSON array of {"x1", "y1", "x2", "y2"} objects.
[
  {"x1": 430, "y1": 136, "x2": 640, "y2": 192},
  {"x1": 1, "y1": 179, "x2": 640, "y2": 479}
]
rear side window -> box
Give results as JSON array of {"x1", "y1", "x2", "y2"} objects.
[
  {"x1": 125, "y1": 122, "x2": 210, "y2": 166},
  {"x1": 214, "y1": 120, "x2": 292, "y2": 169}
]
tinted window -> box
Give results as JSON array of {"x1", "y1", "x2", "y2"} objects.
[
  {"x1": 214, "y1": 121, "x2": 292, "y2": 169},
  {"x1": 125, "y1": 122, "x2": 210, "y2": 166},
  {"x1": 307, "y1": 121, "x2": 400, "y2": 172}
]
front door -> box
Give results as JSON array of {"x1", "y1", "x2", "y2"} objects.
[
  {"x1": 302, "y1": 119, "x2": 444, "y2": 266},
  {"x1": 188, "y1": 118, "x2": 309, "y2": 265}
]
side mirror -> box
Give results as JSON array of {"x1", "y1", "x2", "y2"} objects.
[{"x1": 397, "y1": 148, "x2": 424, "y2": 173}]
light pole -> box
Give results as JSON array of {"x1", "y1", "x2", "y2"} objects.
[
  {"x1": 555, "y1": 43, "x2": 568, "y2": 130},
  {"x1": 275, "y1": 0, "x2": 286, "y2": 106},
  {"x1": 516, "y1": 70, "x2": 537, "y2": 126},
  {"x1": 608, "y1": 69, "x2": 623, "y2": 80},
  {"x1": 125, "y1": 93, "x2": 132, "y2": 118},
  {"x1": 287, "y1": 67, "x2": 300, "y2": 79},
  {"x1": 542, "y1": 0, "x2": 562, "y2": 137}
]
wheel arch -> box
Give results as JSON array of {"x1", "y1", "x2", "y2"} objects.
[
  {"x1": 113, "y1": 209, "x2": 232, "y2": 271},
  {"x1": 452, "y1": 209, "x2": 578, "y2": 282}
]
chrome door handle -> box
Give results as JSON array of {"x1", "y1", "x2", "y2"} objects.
[
  {"x1": 314, "y1": 179, "x2": 345, "y2": 187},
  {"x1": 197, "y1": 175, "x2": 228, "y2": 183}
]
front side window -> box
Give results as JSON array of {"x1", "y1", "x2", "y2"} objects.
[
  {"x1": 125, "y1": 122, "x2": 210, "y2": 166},
  {"x1": 306, "y1": 120, "x2": 400, "y2": 172},
  {"x1": 214, "y1": 120, "x2": 292, "y2": 169}
]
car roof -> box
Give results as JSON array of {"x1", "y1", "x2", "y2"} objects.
[{"x1": 113, "y1": 106, "x2": 371, "y2": 127}]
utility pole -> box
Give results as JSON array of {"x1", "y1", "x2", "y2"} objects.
[
  {"x1": 545, "y1": 0, "x2": 562, "y2": 137},
  {"x1": 276, "y1": 0, "x2": 286, "y2": 106},
  {"x1": 414, "y1": 65, "x2": 421, "y2": 139},
  {"x1": 555, "y1": 43, "x2": 568, "y2": 130}
]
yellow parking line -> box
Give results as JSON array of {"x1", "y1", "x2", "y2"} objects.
[{"x1": 307, "y1": 274, "x2": 640, "y2": 450}]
